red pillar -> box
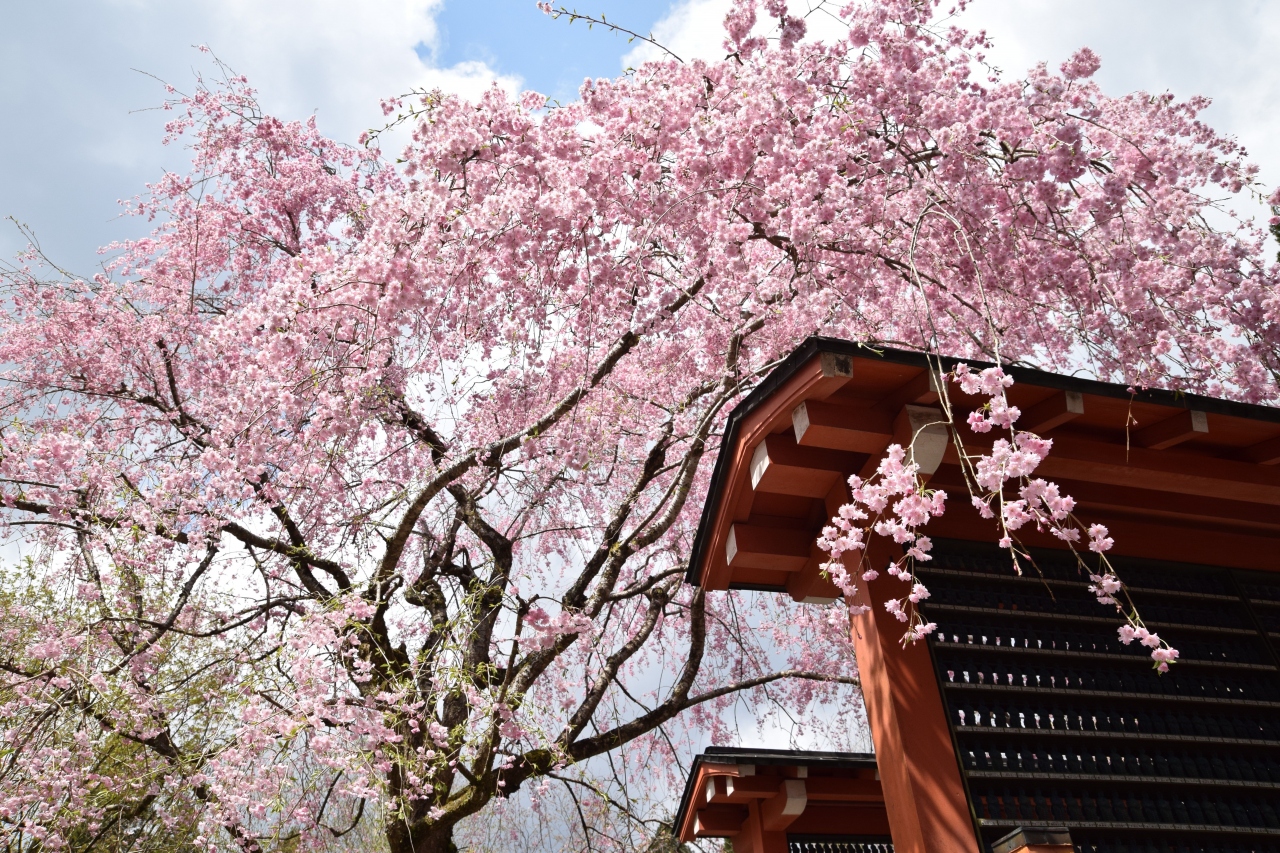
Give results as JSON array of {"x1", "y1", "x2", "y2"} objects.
[{"x1": 846, "y1": 539, "x2": 981, "y2": 853}]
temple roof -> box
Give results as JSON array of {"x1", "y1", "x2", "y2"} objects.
[{"x1": 688, "y1": 337, "x2": 1280, "y2": 594}]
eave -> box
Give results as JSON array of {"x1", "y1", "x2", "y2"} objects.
[{"x1": 688, "y1": 337, "x2": 1280, "y2": 595}]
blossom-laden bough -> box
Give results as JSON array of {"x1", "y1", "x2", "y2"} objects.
[
  {"x1": 0, "y1": 0, "x2": 1274, "y2": 850},
  {"x1": 819, "y1": 362, "x2": 1179, "y2": 671}
]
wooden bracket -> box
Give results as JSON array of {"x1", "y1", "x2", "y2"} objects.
[
  {"x1": 896, "y1": 405, "x2": 949, "y2": 476},
  {"x1": 725, "y1": 777, "x2": 783, "y2": 800},
  {"x1": 792, "y1": 400, "x2": 895, "y2": 453},
  {"x1": 1020, "y1": 390, "x2": 1084, "y2": 434},
  {"x1": 750, "y1": 433, "x2": 859, "y2": 498},
  {"x1": 1135, "y1": 409, "x2": 1208, "y2": 450},
  {"x1": 760, "y1": 779, "x2": 807, "y2": 831}
]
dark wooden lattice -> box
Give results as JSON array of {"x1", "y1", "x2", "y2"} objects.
[{"x1": 919, "y1": 539, "x2": 1280, "y2": 853}]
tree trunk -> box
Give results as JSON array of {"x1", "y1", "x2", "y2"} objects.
[{"x1": 386, "y1": 820, "x2": 459, "y2": 853}]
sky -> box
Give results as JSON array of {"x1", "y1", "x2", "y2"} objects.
[
  {"x1": 1, "y1": 0, "x2": 1278, "y2": 765},
  {"x1": 4, "y1": 1, "x2": 1280, "y2": 277}
]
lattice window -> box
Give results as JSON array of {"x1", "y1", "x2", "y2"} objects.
[{"x1": 920, "y1": 539, "x2": 1280, "y2": 853}]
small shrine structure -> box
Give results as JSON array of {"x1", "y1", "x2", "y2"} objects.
[
  {"x1": 672, "y1": 748, "x2": 888, "y2": 852},
  {"x1": 677, "y1": 338, "x2": 1280, "y2": 853}
]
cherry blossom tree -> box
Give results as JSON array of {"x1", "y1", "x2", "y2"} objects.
[{"x1": 1, "y1": 0, "x2": 1277, "y2": 850}]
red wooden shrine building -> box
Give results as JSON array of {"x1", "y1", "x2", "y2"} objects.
[{"x1": 674, "y1": 338, "x2": 1280, "y2": 853}]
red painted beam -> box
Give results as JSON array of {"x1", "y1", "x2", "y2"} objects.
[
  {"x1": 1243, "y1": 434, "x2": 1280, "y2": 465},
  {"x1": 939, "y1": 432, "x2": 1280, "y2": 506},
  {"x1": 1020, "y1": 390, "x2": 1084, "y2": 434},
  {"x1": 927, "y1": 466, "x2": 1280, "y2": 533},
  {"x1": 804, "y1": 777, "x2": 885, "y2": 802},
  {"x1": 791, "y1": 391, "x2": 1280, "y2": 507}
]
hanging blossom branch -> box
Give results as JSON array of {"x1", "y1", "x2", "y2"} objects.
[
  {"x1": 818, "y1": 363, "x2": 1180, "y2": 672},
  {"x1": 534, "y1": 4, "x2": 684, "y2": 63},
  {"x1": 816, "y1": 442, "x2": 945, "y2": 643}
]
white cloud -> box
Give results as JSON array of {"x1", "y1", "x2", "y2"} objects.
[
  {"x1": 624, "y1": 0, "x2": 731, "y2": 67},
  {"x1": 153, "y1": 0, "x2": 522, "y2": 142},
  {"x1": 0, "y1": 0, "x2": 521, "y2": 273},
  {"x1": 622, "y1": 0, "x2": 859, "y2": 68}
]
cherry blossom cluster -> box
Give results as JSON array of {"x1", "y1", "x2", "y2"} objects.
[
  {"x1": 818, "y1": 362, "x2": 1181, "y2": 670},
  {"x1": 817, "y1": 444, "x2": 947, "y2": 644},
  {"x1": 817, "y1": 361, "x2": 1182, "y2": 670},
  {"x1": 950, "y1": 365, "x2": 1179, "y2": 671},
  {"x1": 518, "y1": 605, "x2": 596, "y2": 652}
]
